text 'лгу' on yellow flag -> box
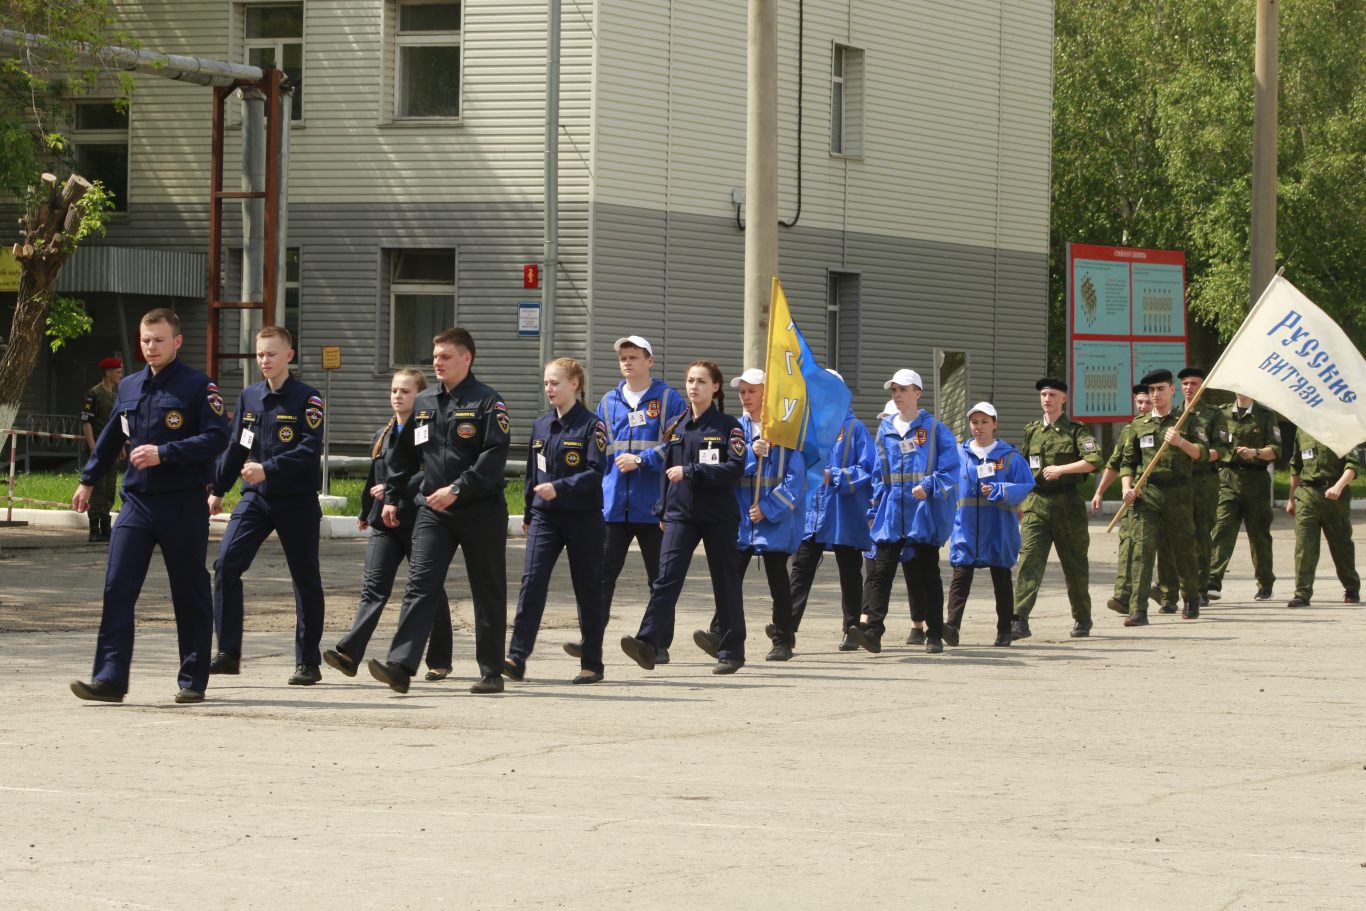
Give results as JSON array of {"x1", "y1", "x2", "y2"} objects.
[{"x1": 761, "y1": 278, "x2": 808, "y2": 451}]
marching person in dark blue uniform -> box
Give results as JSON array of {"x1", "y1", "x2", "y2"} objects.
[
  {"x1": 944, "y1": 402, "x2": 1035, "y2": 647},
  {"x1": 695, "y1": 369, "x2": 805, "y2": 662},
  {"x1": 565, "y1": 336, "x2": 687, "y2": 662},
  {"x1": 620, "y1": 361, "x2": 747, "y2": 674},
  {"x1": 850, "y1": 369, "x2": 961, "y2": 655},
  {"x1": 367, "y1": 327, "x2": 512, "y2": 696},
  {"x1": 70, "y1": 308, "x2": 229, "y2": 704},
  {"x1": 207, "y1": 326, "x2": 328, "y2": 686},
  {"x1": 323, "y1": 369, "x2": 453, "y2": 681},
  {"x1": 789, "y1": 373, "x2": 877, "y2": 650},
  {"x1": 504, "y1": 357, "x2": 610, "y2": 684}
]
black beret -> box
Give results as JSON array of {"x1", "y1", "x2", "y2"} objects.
[
  {"x1": 1131, "y1": 383, "x2": 1150, "y2": 396},
  {"x1": 1140, "y1": 368, "x2": 1174, "y2": 386},
  {"x1": 1177, "y1": 366, "x2": 1207, "y2": 380},
  {"x1": 1036, "y1": 377, "x2": 1068, "y2": 393}
]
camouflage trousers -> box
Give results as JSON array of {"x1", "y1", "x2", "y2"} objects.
[
  {"x1": 1292, "y1": 486, "x2": 1359, "y2": 601},
  {"x1": 1155, "y1": 470, "x2": 1219, "y2": 600},
  {"x1": 1126, "y1": 482, "x2": 1200, "y2": 615},
  {"x1": 1013, "y1": 490, "x2": 1092, "y2": 623},
  {"x1": 1208, "y1": 468, "x2": 1276, "y2": 592}
]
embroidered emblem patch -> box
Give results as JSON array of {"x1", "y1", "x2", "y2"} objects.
[
  {"x1": 307, "y1": 395, "x2": 324, "y2": 409},
  {"x1": 565, "y1": 451, "x2": 582, "y2": 467},
  {"x1": 646, "y1": 399, "x2": 661, "y2": 419},
  {"x1": 993, "y1": 458, "x2": 1006, "y2": 471},
  {"x1": 206, "y1": 383, "x2": 225, "y2": 416},
  {"x1": 456, "y1": 422, "x2": 478, "y2": 439},
  {"x1": 532, "y1": 439, "x2": 544, "y2": 449},
  {"x1": 305, "y1": 407, "x2": 323, "y2": 429},
  {"x1": 729, "y1": 428, "x2": 746, "y2": 458},
  {"x1": 595, "y1": 421, "x2": 608, "y2": 452},
  {"x1": 164, "y1": 410, "x2": 184, "y2": 430},
  {"x1": 494, "y1": 401, "x2": 508, "y2": 412},
  {"x1": 913, "y1": 428, "x2": 928, "y2": 446},
  {"x1": 1083, "y1": 438, "x2": 1096, "y2": 452},
  {"x1": 496, "y1": 413, "x2": 511, "y2": 434},
  {"x1": 277, "y1": 425, "x2": 295, "y2": 443}
]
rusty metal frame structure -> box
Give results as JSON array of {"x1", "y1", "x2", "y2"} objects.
[{"x1": 206, "y1": 67, "x2": 285, "y2": 382}]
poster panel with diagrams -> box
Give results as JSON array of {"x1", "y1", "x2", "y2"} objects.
[{"x1": 1066, "y1": 243, "x2": 1187, "y2": 422}]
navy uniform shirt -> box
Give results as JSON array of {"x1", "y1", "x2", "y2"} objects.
[
  {"x1": 214, "y1": 375, "x2": 325, "y2": 497},
  {"x1": 80, "y1": 357, "x2": 230, "y2": 494},
  {"x1": 360, "y1": 420, "x2": 424, "y2": 530},
  {"x1": 523, "y1": 401, "x2": 608, "y2": 523},
  {"x1": 386, "y1": 372, "x2": 512, "y2": 516},
  {"x1": 656, "y1": 405, "x2": 745, "y2": 524}
]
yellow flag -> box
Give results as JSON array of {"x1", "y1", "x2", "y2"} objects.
[{"x1": 761, "y1": 278, "x2": 806, "y2": 451}]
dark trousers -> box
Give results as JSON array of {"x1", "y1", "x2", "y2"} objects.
[
  {"x1": 945, "y1": 564, "x2": 1013, "y2": 637},
  {"x1": 602, "y1": 521, "x2": 664, "y2": 613},
  {"x1": 862, "y1": 541, "x2": 944, "y2": 639},
  {"x1": 731, "y1": 549, "x2": 794, "y2": 645},
  {"x1": 387, "y1": 505, "x2": 507, "y2": 678},
  {"x1": 789, "y1": 539, "x2": 865, "y2": 634},
  {"x1": 213, "y1": 493, "x2": 326, "y2": 666},
  {"x1": 336, "y1": 525, "x2": 452, "y2": 669},
  {"x1": 510, "y1": 511, "x2": 608, "y2": 673},
  {"x1": 93, "y1": 490, "x2": 213, "y2": 694},
  {"x1": 637, "y1": 520, "x2": 745, "y2": 660}
]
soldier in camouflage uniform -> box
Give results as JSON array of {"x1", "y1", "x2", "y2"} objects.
[
  {"x1": 79, "y1": 357, "x2": 123, "y2": 542},
  {"x1": 1113, "y1": 369, "x2": 1204, "y2": 626},
  {"x1": 1207, "y1": 395, "x2": 1281, "y2": 600},
  {"x1": 1152, "y1": 367, "x2": 1227, "y2": 609},
  {"x1": 1011, "y1": 377, "x2": 1102, "y2": 640},
  {"x1": 1092, "y1": 384, "x2": 1150, "y2": 611},
  {"x1": 1286, "y1": 432, "x2": 1360, "y2": 607}
]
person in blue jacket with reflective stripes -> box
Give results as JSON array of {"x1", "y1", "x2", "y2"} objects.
[
  {"x1": 571, "y1": 336, "x2": 687, "y2": 662},
  {"x1": 849, "y1": 369, "x2": 960, "y2": 655},
  {"x1": 789, "y1": 375, "x2": 876, "y2": 650},
  {"x1": 945, "y1": 402, "x2": 1035, "y2": 647},
  {"x1": 696, "y1": 369, "x2": 806, "y2": 662}
]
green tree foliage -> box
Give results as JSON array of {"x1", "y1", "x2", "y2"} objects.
[{"x1": 1051, "y1": 0, "x2": 1365, "y2": 371}]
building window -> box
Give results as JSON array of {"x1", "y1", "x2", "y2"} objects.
[
  {"x1": 284, "y1": 247, "x2": 301, "y2": 365},
  {"x1": 831, "y1": 44, "x2": 864, "y2": 157},
  {"x1": 245, "y1": 3, "x2": 304, "y2": 120},
  {"x1": 390, "y1": 249, "x2": 456, "y2": 365},
  {"x1": 394, "y1": 1, "x2": 462, "y2": 120},
  {"x1": 70, "y1": 101, "x2": 129, "y2": 212},
  {"x1": 826, "y1": 271, "x2": 861, "y2": 389}
]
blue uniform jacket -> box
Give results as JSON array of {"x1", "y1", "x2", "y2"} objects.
[
  {"x1": 804, "y1": 410, "x2": 875, "y2": 549},
  {"x1": 359, "y1": 421, "x2": 424, "y2": 530},
  {"x1": 597, "y1": 379, "x2": 688, "y2": 524},
  {"x1": 523, "y1": 402, "x2": 609, "y2": 523},
  {"x1": 949, "y1": 439, "x2": 1035, "y2": 567},
  {"x1": 213, "y1": 375, "x2": 325, "y2": 498},
  {"x1": 656, "y1": 405, "x2": 745, "y2": 524},
  {"x1": 736, "y1": 414, "x2": 806, "y2": 553},
  {"x1": 81, "y1": 357, "x2": 229, "y2": 494},
  {"x1": 869, "y1": 409, "x2": 960, "y2": 547}
]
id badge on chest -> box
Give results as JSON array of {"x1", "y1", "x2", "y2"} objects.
[
  {"x1": 1029, "y1": 455, "x2": 1041, "y2": 470},
  {"x1": 120, "y1": 413, "x2": 130, "y2": 437},
  {"x1": 699, "y1": 447, "x2": 720, "y2": 465},
  {"x1": 627, "y1": 410, "x2": 647, "y2": 428},
  {"x1": 239, "y1": 427, "x2": 255, "y2": 449},
  {"x1": 1140, "y1": 434, "x2": 1155, "y2": 449},
  {"x1": 537, "y1": 453, "x2": 548, "y2": 473},
  {"x1": 1301, "y1": 448, "x2": 1314, "y2": 460},
  {"x1": 414, "y1": 423, "x2": 430, "y2": 446},
  {"x1": 899, "y1": 439, "x2": 917, "y2": 454},
  {"x1": 977, "y1": 462, "x2": 996, "y2": 479}
]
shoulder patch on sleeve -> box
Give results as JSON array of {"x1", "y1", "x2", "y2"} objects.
[
  {"x1": 206, "y1": 382, "x2": 225, "y2": 416},
  {"x1": 494, "y1": 401, "x2": 508, "y2": 412},
  {"x1": 307, "y1": 395, "x2": 325, "y2": 409},
  {"x1": 729, "y1": 427, "x2": 746, "y2": 458},
  {"x1": 496, "y1": 412, "x2": 511, "y2": 434},
  {"x1": 594, "y1": 421, "x2": 608, "y2": 452}
]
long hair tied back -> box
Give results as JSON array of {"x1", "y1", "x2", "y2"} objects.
[
  {"x1": 547, "y1": 357, "x2": 587, "y2": 403},
  {"x1": 687, "y1": 360, "x2": 725, "y2": 412},
  {"x1": 373, "y1": 368, "x2": 429, "y2": 458}
]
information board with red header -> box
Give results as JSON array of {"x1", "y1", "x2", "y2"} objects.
[{"x1": 1066, "y1": 242, "x2": 1188, "y2": 422}]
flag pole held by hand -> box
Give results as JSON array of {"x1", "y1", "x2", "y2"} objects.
[{"x1": 1105, "y1": 382, "x2": 1210, "y2": 533}]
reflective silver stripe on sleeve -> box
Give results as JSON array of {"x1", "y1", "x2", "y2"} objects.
[
  {"x1": 608, "y1": 439, "x2": 662, "y2": 453},
  {"x1": 888, "y1": 472, "x2": 925, "y2": 483},
  {"x1": 956, "y1": 496, "x2": 1015, "y2": 510},
  {"x1": 772, "y1": 488, "x2": 795, "y2": 509}
]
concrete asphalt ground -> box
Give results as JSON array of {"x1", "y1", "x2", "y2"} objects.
[{"x1": 1, "y1": 513, "x2": 1363, "y2": 910}]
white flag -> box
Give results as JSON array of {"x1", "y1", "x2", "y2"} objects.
[{"x1": 1204, "y1": 275, "x2": 1366, "y2": 457}]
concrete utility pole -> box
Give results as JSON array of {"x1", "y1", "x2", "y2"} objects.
[
  {"x1": 743, "y1": 0, "x2": 779, "y2": 370},
  {"x1": 541, "y1": 0, "x2": 560, "y2": 371},
  {"x1": 1250, "y1": 0, "x2": 1278, "y2": 304}
]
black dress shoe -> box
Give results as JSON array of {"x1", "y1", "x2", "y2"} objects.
[
  {"x1": 1010, "y1": 617, "x2": 1032, "y2": 640},
  {"x1": 620, "y1": 636, "x2": 657, "y2": 670},
  {"x1": 571, "y1": 670, "x2": 603, "y2": 685},
  {"x1": 424, "y1": 669, "x2": 450, "y2": 681},
  {"x1": 174, "y1": 688, "x2": 205, "y2": 704},
  {"x1": 209, "y1": 651, "x2": 240, "y2": 675},
  {"x1": 1254, "y1": 587, "x2": 1273, "y2": 601},
  {"x1": 1345, "y1": 591, "x2": 1360, "y2": 604},
  {"x1": 847, "y1": 625, "x2": 882, "y2": 654},
  {"x1": 905, "y1": 628, "x2": 926, "y2": 645},
  {"x1": 1124, "y1": 611, "x2": 1149, "y2": 627},
  {"x1": 288, "y1": 664, "x2": 321, "y2": 686},
  {"x1": 322, "y1": 648, "x2": 357, "y2": 677},
  {"x1": 1182, "y1": 602, "x2": 1200, "y2": 620},
  {"x1": 470, "y1": 674, "x2": 504, "y2": 695},
  {"x1": 924, "y1": 637, "x2": 943, "y2": 654},
  {"x1": 367, "y1": 658, "x2": 412, "y2": 694},
  {"x1": 941, "y1": 624, "x2": 960, "y2": 647},
  {"x1": 992, "y1": 634, "x2": 1012, "y2": 647},
  {"x1": 712, "y1": 658, "x2": 744, "y2": 675},
  {"x1": 70, "y1": 679, "x2": 123, "y2": 703},
  {"x1": 693, "y1": 629, "x2": 720, "y2": 659},
  {"x1": 1158, "y1": 601, "x2": 1179, "y2": 614},
  {"x1": 838, "y1": 633, "x2": 859, "y2": 651},
  {"x1": 765, "y1": 643, "x2": 792, "y2": 661},
  {"x1": 563, "y1": 641, "x2": 584, "y2": 658},
  {"x1": 1070, "y1": 621, "x2": 1092, "y2": 638},
  {"x1": 1286, "y1": 596, "x2": 1310, "y2": 608},
  {"x1": 655, "y1": 647, "x2": 670, "y2": 665},
  {"x1": 501, "y1": 658, "x2": 525, "y2": 681}
]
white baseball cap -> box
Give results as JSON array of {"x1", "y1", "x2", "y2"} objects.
[
  {"x1": 878, "y1": 400, "x2": 897, "y2": 419},
  {"x1": 882, "y1": 369, "x2": 923, "y2": 390},
  {"x1": 967, "y1": 401, "x2": 998, "y2": 420},
  {"x1": 730, "y1": 367, "x2": 766, "y2": 388},
  {"x1": 613, "y1": 336, "x2": 653, "y2": 356},
  {"x1": 826, "y1": 368, "x2": 845, "y2": 383}
]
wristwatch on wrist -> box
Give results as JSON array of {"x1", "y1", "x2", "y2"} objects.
[
  {"x1": 447, "y1": 483, "x2": 458, "y2": 498},
  {"x1": 633, "y1": 455, "x2": 643, "y2": 467}
]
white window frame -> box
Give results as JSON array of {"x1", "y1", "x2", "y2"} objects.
[
  {"x1": 242, "y1": 2, "x2": 305, "y2": 122},
  {"x1": 391, "y1": 0, "x2": 464, "y2": 122},
  {"x1": 69, "y1": 100, "x2": 130, "y2": 213},
  {"x1": 388, "y1": 250, "x2": 457, "y2": 367}
]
